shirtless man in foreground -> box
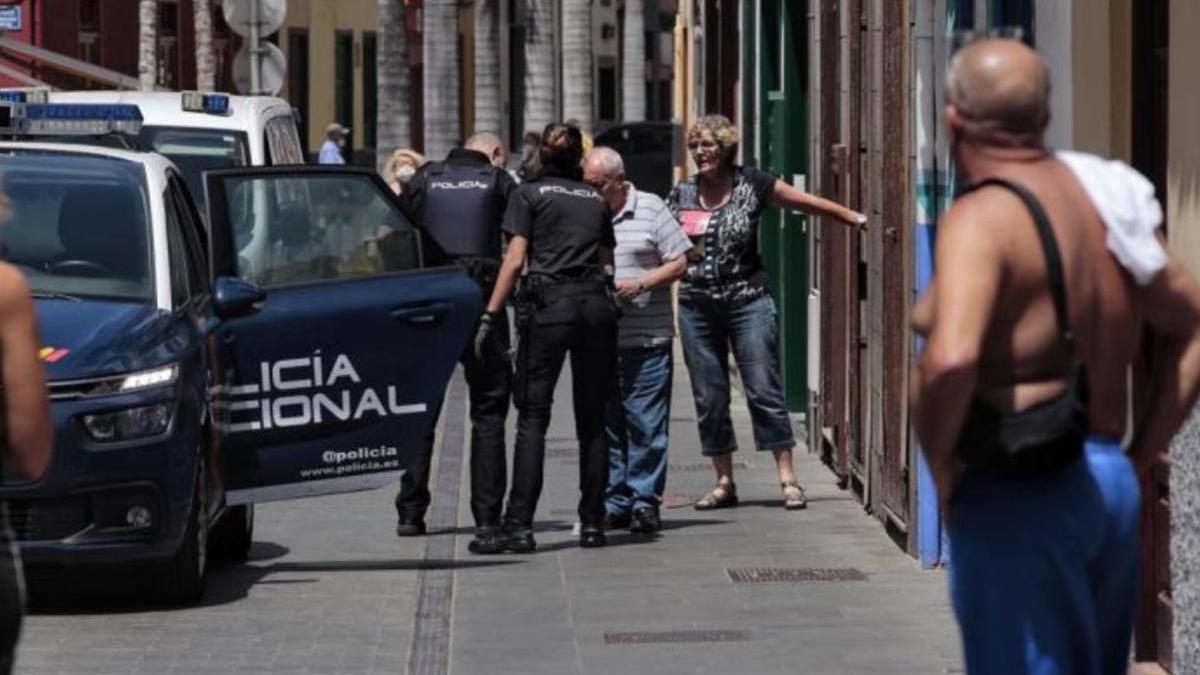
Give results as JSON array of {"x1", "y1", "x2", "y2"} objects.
[
  {"x1": 912, "y1": 39, "x2": 1200, "y2": 674},
  {"x1": 0, "y1": 259, "x2": 53, "y2": 674}
]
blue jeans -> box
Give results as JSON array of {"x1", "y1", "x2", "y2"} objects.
[
  {"x1": 948, "y1": 437, "x2": 1140, "y2": 675},
  {"x1": 678, "y1": 294, "x2": 795, "y2": 456},
  {"x1": 605, "y1": 345, "x2": 673, "y2": 514}
]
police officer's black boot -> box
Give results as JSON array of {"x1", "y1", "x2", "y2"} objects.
[
  {"x1": 467, "y1": 525, "x2": 507, "y2": 555},
  {"x1": 503, "y1": 523, "x2": 537, "y2": 553},
  {"x1": 579, "y1": 525, "x2": 607, "y2": 548},
  {"x1": 396, "y1": 517, "x2": 426, "y2": 537}
]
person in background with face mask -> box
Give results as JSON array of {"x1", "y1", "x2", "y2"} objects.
[
  {"x1": 385, "y1": 149, "x2": 426, "y2": 196},
  {"x1": 319, "y1": 122, "x2": 350, "y2": 165}
]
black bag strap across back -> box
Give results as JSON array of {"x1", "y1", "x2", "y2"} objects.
[{"x1": 959, "y1": 177, "x2": 1074, "y2": 349}]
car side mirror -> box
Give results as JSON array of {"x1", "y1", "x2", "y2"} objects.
[{"x1": 213, "y1": 276, "x2": 266, "y2": 319}]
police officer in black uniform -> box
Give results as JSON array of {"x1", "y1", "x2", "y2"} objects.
[
  {"x1": 476, "y1": 123, "x2": 619, "y2": 551},
  {"x1": 395, "y1": 132, "x2": 516, "y2": 555}
]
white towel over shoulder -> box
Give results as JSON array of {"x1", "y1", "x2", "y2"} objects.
[{"x1": 1057, "y1": 150, "x2": 1166, "y2": 286}]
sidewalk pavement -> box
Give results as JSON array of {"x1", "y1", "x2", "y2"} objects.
[
  {"x1": 445, "y1": 346, "x2": 962, "y2": 674},
  {"x1": 14, "y1": 347, "x2": 963, "y2": 675}
]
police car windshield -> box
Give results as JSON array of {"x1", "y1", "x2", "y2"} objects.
[
  {"x1": 0, "y1": 153, "x2": 153, "y2": 302},
  {"x1": 137, "y1": 126, "x2": 249, "y2": 209}
]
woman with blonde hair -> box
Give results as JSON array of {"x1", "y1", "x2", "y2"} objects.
[
  {"x1": 384, "y1": 148, "x2": 426, "y2": 195},
  {"x1": 666, "y1": 114, "x2": 864, "y2": 511}
]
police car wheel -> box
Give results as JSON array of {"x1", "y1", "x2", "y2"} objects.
[
  {"x1": 212, "y1": 504, "x2": 254, "y2": 561},
  {"x1": 153, "y1": 464, "x2": 208, "y2": 605}
]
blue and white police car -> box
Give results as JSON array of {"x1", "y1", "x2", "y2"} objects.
[
  {"x1": 0, "y1": 102, "x2": 480, "y2": 602},
  {"x1": 46, "y1": 89, "x2": 304, "y2": 210}
]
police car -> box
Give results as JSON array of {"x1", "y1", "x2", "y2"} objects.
[
  {"x1": 0, "y1": 103, "x2": 480, "y2": 602},
  {"x1": 45, "y1": 89, "x2": 304, "y2": 209}
]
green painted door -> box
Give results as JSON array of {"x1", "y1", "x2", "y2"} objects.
[{"x1": 755, "y1": 0, "x2": 809, "y2": 414}]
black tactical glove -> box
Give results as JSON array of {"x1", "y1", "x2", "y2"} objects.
[{"x1": 474, "y1": 311, "x2": 501, "y2": 361}]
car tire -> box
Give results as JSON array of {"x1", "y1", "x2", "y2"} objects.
[
  {"x1": 152, "y1": 468, "x2": 208, "y2": 605},
  {"x1": 212, "y1": 504, "x2": 254, "y2": 561}
]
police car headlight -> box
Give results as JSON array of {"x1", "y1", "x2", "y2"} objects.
[
  {"x1": 82, "y1": 403, "x2": 173, "y2": 443},
  {"x1": 119, "y1": 365, "x2": 178, "y2": 393}
]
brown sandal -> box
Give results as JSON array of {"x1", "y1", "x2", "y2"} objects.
[
  {"x1": 782, "y1": 482, "x2": 808, "y2": 510},
  {"x1": 694, "y1": 482, "x2": 738, "y2": 510}
]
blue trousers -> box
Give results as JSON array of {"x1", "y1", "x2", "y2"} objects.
[
  {"x1": 604, "y1": 345, "x2": 673, "y2": 514},
  {"x1": 678, "y1": 294, "x2": 795, "y2": 456},
  {"x1": 948, "y1": 438, "x2": 1140, "y2": 675}
]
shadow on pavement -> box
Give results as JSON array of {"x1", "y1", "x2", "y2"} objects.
[{"x1": 25, "y1": 540, "x2": 522, "y2": 614}]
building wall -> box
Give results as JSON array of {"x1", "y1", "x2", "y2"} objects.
[
  {"x1": 280, "y1": 0, "x2": 378, "y2": 160},
  {"x1": 1168, "y1": 0, "x2": 1200, "y2": 668}
]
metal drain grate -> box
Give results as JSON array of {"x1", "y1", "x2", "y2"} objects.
[
  {"x1": 726, "y1": 567, "x2": 868, "y2": 583},
  {"x1": 545, "y1": 446, "x2": 575, "y2": 458},
  {"x1": 604, "y1": 630, "x2": 751, "y2": 645}
]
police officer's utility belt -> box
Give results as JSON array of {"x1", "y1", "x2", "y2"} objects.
[{"x1": 516, "y1": 273, "x2": 607, "y2": 308}]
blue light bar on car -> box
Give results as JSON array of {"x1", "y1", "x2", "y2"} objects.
[
  {"x1": 0, "y1": 103, "x2": 143, "y2": 136},
  {"x1": 181, "y1": 91, "x2": 231, "y2": 115},
  {"x1": 0, "y1": 88, "x2": 49, "y2": 104}
]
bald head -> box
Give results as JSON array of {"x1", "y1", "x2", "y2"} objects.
[
  {"x1": 465, "y1": 132, "x2": 507, "y2": 168},
  {"x1": 946, "y1": 39, "x2": 1050, "y2": 144},
  {"x1": 583, "y1": 146, "x2": 624, "y2": 180}
]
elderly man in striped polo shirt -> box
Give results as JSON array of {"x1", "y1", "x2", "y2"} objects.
[{"x1": 584, "y1": 147, "x2": 692, "y2": 534}]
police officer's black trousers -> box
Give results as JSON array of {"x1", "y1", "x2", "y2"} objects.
[
  {"x1": 506, "y1": 287, "x2": 618, "y2": 528},
  {"x1": 396, "y1": 309, "x2": 512, "y2": 528}
]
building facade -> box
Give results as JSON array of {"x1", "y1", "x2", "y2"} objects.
[
  {"x1": 684, "y1": 1, "x2": 1200, "y2": 669},
  {"x1": 0, "y1": 0, "x2": 240, "y2": 92}
]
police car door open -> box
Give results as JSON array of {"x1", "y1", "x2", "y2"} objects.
[{"x1": 203, "y1": 166, "x2": 481, "y2": 504}]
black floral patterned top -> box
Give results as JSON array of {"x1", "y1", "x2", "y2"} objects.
[{"x1": 666, "y1": 166, "x2": 778, "y2": 305}]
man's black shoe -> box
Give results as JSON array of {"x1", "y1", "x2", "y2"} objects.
[
  {"x1": 468, "y1": 527, "x2": 507, "y2": 555},
  {"x1": 396, "y1": 518, "x2": 427, "y2": 537},
  {"x1": 579, "y1": 526, "x2": 607, "y2": 548},
  {"x1": 602, "y1": 511, "x2": 632, "y2": 531},
  {"x1": 504, "y1": 527, "x2": 537, "y2": 553},
  {"x1": 630, "y1": 506, "x2": 661, "y2": 534}
]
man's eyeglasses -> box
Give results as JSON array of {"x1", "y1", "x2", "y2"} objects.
[{"x1": 687, "y1": 140, "x2": 719, "y2": 152}]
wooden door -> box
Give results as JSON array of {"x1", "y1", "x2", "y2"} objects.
[
  {"x1": 845, "y1": 0, "x2": 868, "y2": 493},
  {"x1": 818, "y1": 0, "x2": 850, "y2": 482},
  {"x1": 1132, "y1": 0, "x2": 1172, "y2": 668},
  {"x1": 876, "y1": 0, "x2": 911, "y2": 530}
]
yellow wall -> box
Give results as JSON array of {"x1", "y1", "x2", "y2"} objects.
[
  {"x1": 1063, "y1": 0, "x2": 1131, "y2": 162},
  {"x1": 1168, "y1": 0, "x2": 1200, "y2": 273},
  {"x1": 279, "y1": 0, "x2": 379, "y2": 153},
  {"x1": 1070, "y1": 0, "x2": 1112, "y2": 156}
]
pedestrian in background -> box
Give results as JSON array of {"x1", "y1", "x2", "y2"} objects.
[
  {"x1": 912, "y1": 39, "x2": 1200, "y2": 675},
  {"x1": 392, "y1": 133, "x2": 516, "y2": 555},
  {"x1": 583, "y1": 147, "x2": 690, "y2": 535},
  {"x1": 0, "y1": 257, "x2": 53, "y2": 673},
  {"x1": 667, "y1": 114, "x2": 864, "y2": 512},
  {"x1": 479, "y1": 123, "x2": 619, "y2": 551},
  {"x1": 318, "y1": 122, "x2": 349, "y2": 165},
  {"x1": 384, "y1": 148, "x2": 426, "y2": 196}
]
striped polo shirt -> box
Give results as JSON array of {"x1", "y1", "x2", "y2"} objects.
[{"x1": 612, "y1": 184, "x2": 693, "y2": 349}]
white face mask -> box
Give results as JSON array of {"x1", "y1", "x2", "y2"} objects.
[{"x1": 395, "y1": 165, "x2": 416, "y2": 183}]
